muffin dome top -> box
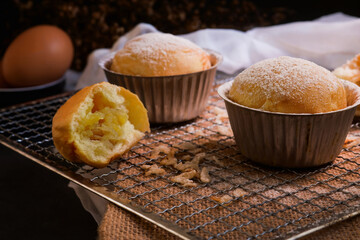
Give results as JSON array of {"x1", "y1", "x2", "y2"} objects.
[
  {"x1": 228, "y1": 56, "x2": 347, "y2": 113},
  {"x1": 110, "y1": 32, "x2": 211, "y2": 77}
]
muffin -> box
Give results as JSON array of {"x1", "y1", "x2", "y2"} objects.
[
  {"x1": 333, "y1": 53, "x2": 360, "y2": 116},
  {"x1": 333, "y1": 54, "x2": 360, "y2": 86},
  {"x1": 52, "y1": 82, "x2": 150, "y2": 168},
  {"x1": 218, "y1": 56, "x2": 360, "y2": 168},
  {"x1": 99, "y1": 32, "x2": 222, "y2": 123}
]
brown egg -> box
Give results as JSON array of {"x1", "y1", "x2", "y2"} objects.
[
  {"x1": 0, "y1": 60, "x2": 10, "y2": 88},
  {"x1": 2, "y1": 25, "x2": 74, "y2": 87}
]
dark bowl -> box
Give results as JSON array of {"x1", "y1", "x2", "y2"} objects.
[{"x1": 0, "y1": 76, "x2": 66, "y2": 108}]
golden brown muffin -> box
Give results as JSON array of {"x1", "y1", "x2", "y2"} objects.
[
  {"x1": 333, "y1": 54, "x2": 360, "y2": 116},
  {"x1": 228, "y1": 56, "x2": 347, "y2": 114},
  {"x1": 110, "y1": 32, "x2": 211, "y2": 76},
  {"x1": 52, "y1": 82, "x2": 150, "y2": 168},
  {"x1": 333, "y1": 54, "x2": 360, "y2": 85}
]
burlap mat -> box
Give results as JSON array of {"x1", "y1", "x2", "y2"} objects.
[
  {"x1": 98, "y1": 202, "x2": 360, "y2": 240},
  {"x1": 98, "y1": 203, "x2": 178, "y2": 240}
]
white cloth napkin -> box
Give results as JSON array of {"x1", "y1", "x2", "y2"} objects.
[
  {"x1": 71, "y1": 12, "x2": 360, "y2": 224},
  {"x1": 76, "y1": 12, "x2": 360, "y2": 89}
]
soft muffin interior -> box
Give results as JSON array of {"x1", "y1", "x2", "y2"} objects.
[{"x1": 72, "y1": 87, "x2": 143, "y2": 164}]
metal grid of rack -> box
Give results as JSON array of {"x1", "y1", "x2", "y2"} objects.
[{"x1": 1, "y1": 84, "x2": 360, "y2": 239}]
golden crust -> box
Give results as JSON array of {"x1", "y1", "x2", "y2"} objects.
[
  {"x1": 110, "y1": 32, "x2": 211, "y2": 76},
  {"x1": 229, "y1": 56, "x2": 347, "y2": 114},
  {"x1": 333, "y1": 54, "x2": 360, "y2": 116},
  {"x1": 52, "y1": 82, "x2": 150, "y2": 168},
  {"x1": 333, "y1": 54, "x2": 360, "y2": 85}
]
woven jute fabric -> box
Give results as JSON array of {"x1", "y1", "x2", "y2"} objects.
[
  {"x1": 98, "y1": 203, "x2": 180, "y2": 240},
  {"x1": 98, "y1": 203, "x2": 360, "y2": 240}
]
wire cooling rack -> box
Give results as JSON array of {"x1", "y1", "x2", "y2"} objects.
[{"x1": 1, "y1": 81, "x2": 360, "y2": 240}]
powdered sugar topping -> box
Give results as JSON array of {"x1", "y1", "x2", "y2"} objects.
[
  {"x1": 242, "y1": 56, "x2": 340, "y2": 97},
  {"x1": 124, "y1": 32, "x2": 204, "y2": 61},
  {"x1": 229, "y1": 56, "x2": 346, "y2": 113}
]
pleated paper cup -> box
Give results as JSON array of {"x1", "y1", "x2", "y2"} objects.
[
  {"x1": 99, "y1": 49, "x2": 222, "y2": 124},
  {"x1": 218, "y1": 80, "x2": 360, "y2": 168}
]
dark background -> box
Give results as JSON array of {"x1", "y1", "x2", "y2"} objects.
[
  {"x1": 1, "y1": 1, "x2": 359, "y2": 239},
  {"x1": 1, "y1": 0, "x2": 360, "y2": 71}
]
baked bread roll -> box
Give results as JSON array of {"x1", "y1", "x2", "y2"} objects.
[
  {"x1": 110, "y1": 32, "x2": 211, "y2": 76},
  {"x1": 52, "y1": 82, "x2": 150, "y2": 168},
  {"x1": 229, "y1": 56, "x2": 347, "y2": 114},
  {"x1": 333, "y1": 54, "x2": 360, "y2": 116},
  {"x1": 333, "y1": 54, "x2": 360, "y2": 85}
]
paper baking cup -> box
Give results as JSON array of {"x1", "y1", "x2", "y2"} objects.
[
  {"x1": 99, "y1": 49, "x2": 222, "y2": 123},
  {"x1": 218, "y1": 80, "x2": 360, "y2": 168}
]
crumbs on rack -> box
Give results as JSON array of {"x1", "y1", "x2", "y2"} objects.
[
  {"x1": 343, "y1": 135, "x2": 360, "y2": 149},
  {"x1": 141, "y1": 164, "x2": 166, "y2": 176},
  {"x1": 146, "y1": 144, "x2": 227, "y2": 187},
  {"x1": 170, "y1": 170, "x2": 198, "y2": 187},
  {"x1": 186, "y1": 126, "x2": 206, "y2": 136},
  {"x1": 213, "y1": 125, "x2": 233, "y2": 136},
  {"x1": 210, "y1": 106, "x2": 229, "y2": 124},
  {"x1": 200, "y1": 167, "x2": 211, "y2": 183},
  {"x1": 211, "y1": 188, "x2": 247, "y2": 204}
]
